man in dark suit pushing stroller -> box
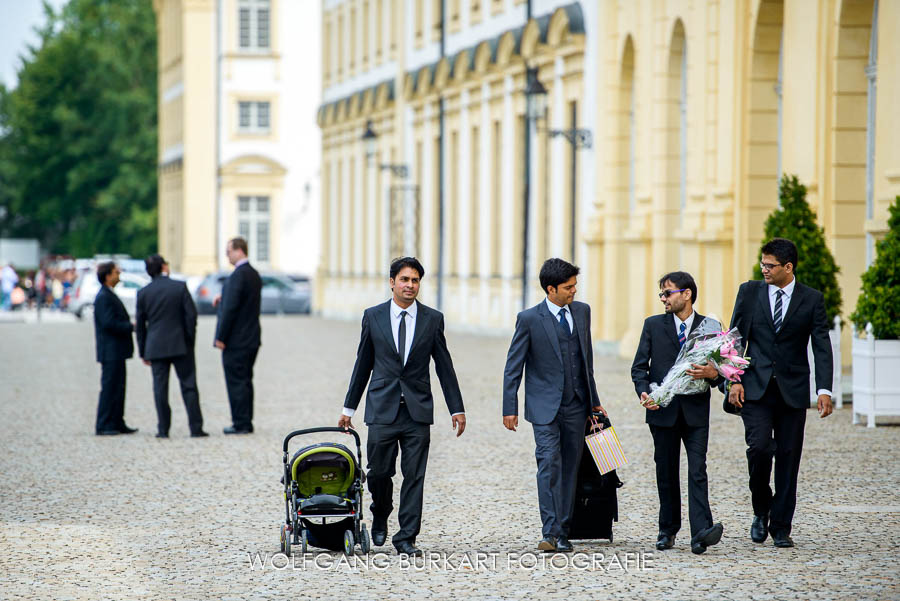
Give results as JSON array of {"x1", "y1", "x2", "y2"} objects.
[{"x1": 338, "y1": 257, "x2": 466, "y2": 557}]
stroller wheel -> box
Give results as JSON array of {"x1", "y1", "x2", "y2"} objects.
[
  {"x1": 359, "y1": 524, "x2": 371, "y2": 554},
  {"x1": 301, "y1": 529, "x2": 308, "y2": 554},
  {"x1": 343, "y1": 530, "x2": 355, "y2": 556},
  {"x1": 280, "y1": 524, "x2": 291, "y2": 557}
]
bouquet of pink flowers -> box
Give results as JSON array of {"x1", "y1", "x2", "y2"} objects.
[{"x1": 646, "y1": 316, "x2": 750, "y2": 408}]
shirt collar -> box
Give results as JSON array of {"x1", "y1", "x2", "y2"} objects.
[
  {"x1": 674, "y1": 311, "x2": 695, "y2": 330},
  {"x1": 545, "y1": 297, "x2": 570, "y2": 316},
  {"x1": 769, "y1": 278, "x2": 796, "y2": 298},
  {"x1": 234, "y1": 258, "x2": 249, "y2": 268},
  {"x1": 391, "y1": 299, "x2": 417, "y2": 318}
]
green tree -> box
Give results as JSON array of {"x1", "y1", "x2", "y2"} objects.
[
  {"x1": 753, "y1": 174, "x2": 842, "y2": 323},
  {"x1": 850, "y1": 197, "x2": 900, "y2": 339},
  {"x1": 0, "y1": 0, "x2": 157, "y2": 257}
]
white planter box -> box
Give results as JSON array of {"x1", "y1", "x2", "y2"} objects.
[
  {"x1": 852, "y1": 324, "x2": 900, "y2": 428},
  {"x1": 808, "y1": 316, "x2": 843, "y2": 408}
]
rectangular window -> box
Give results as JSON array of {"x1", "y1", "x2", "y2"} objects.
[
  {"x1": 238, "y1": 0, "x2": 270, "y2": 51},
  {"x1": 238, "y1": 195, "x2": 271, "y2": 265},
  {"x1": 237, "y1": 101, "x2": 271, "y2": 134}
]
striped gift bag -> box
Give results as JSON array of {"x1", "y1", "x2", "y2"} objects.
[{"x1": 584, "y1": 426, "x2": 627, "y2": 475}]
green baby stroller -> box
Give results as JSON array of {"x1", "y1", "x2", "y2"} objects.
[{"x1": 280, "y1": 427, "x2": 370, "y2": 556}]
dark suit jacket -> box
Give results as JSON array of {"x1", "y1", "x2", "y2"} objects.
[
  {"x1": 136, "y1": 275, "x2": 197, "y2": 360},
  {"x1": 631, "y1": 312, "x2": 721, "y2": 428},
  {"x1": 93, "y1": 285, "x2": 134, "y2": 362},
  {"x1": 343, "y1": 300, "x2": 465, "y2": 425},
  {"x1": 729, "y1": 279, "x2": 833, "y2": 408},
  {"x1": 214, "y1": 262, "x2": 262, "y2": 350},
  {"x1": 502, "y1": 300, "x2": 601, "y2": 425}
]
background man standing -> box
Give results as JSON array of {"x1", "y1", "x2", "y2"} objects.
[
  {"x1": 214, "y1": 237, "x2": 262, "y2": 435},
  {"x1": 727, "y1": 237, "x2": 833, "y2": 548},
  {"x1": 93, "y1": 261, "x2": 137, "y2": 436},
  {"x1": 136, "y1": 254, "x2": 207, "y2": 439},
  {"x1": 338, "y1": 257, "x2": 466, "y2": 557},
  {"x1": 502, "y1": 258, "x2": 606, "y2": 553},
  {"x1": 631, "y1": 271, "x2": 724, "y2": 554}
]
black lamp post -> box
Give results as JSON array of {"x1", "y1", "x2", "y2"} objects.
[
  {"x1": 362, "y1": 120, "x2": 409, "y2": 178},
  {"x1": 523, "y1": 67, "x2": 547, "y2": 310}
]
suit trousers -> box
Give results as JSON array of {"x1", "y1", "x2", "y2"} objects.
[
  {"x1": 151, "y1": 354, "x2": 203, "y2": 435},
  {"x1": 649, "y1": 408, "x2": 714, "y2": 540},
  {"x1": 532, "y1": 398, "x2": 589, "y2": 539},
  {"x1": 96, "y1": 359, "x2": 126, "y2": 432},
  {"x1": 741, "y1": 377, "x2": 807, "y2": 536},
  {"x1": 366, "y1": 402, "x2": 431, "y2": 548},
  {"x1": 222, "y1": 346, "x2": 258, "y2": 431}
]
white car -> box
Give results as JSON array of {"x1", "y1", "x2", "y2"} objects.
[{"x1": 70, "y1": 269, "x2": 150, "y2": 320}]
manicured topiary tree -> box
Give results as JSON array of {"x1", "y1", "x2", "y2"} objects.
[
  {"x1": 753, "y1": 175, "x2": 842, "y2": 324},
  {"x1": 850, "y1": 196, "x2": 900, "y2": 339}
]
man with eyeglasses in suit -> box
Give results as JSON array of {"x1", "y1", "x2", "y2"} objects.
[{"x1": 726, "y1": 238, "x2": 833, "y2": 548}]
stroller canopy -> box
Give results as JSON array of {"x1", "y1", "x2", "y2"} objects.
[{"x1": 290, "y1": 443, "x2": 356, "y2": 497}]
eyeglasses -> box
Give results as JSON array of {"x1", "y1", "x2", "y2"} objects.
[
  {"x1": 759, "y1": 262, "x2": 782, "y2": 271},
  {"x1": 658, "y1": 288, "x2": 687, "y2": 299}
]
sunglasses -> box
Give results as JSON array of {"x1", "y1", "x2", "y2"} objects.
[{"x1": 658, "y1": 288, "x2": 687, "y2": 299}]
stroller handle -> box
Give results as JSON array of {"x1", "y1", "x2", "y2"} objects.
[{"x1": 282, "y1": 427, "x2": 362, "y2": 453}]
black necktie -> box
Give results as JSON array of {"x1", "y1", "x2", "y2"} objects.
[
  {"x1": 773, "y1": 290, "x2": 784, "y2": 333},
  {"x1": 558, "y1": 308, "x2": 570, "y2": 335},
  {"x1": 398, "y1": 310, "x2": 408, "y2": 364}
]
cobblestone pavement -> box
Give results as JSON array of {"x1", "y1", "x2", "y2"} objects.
[{"x1": 1, "y1": 315, "x2": 899, "y2": 600}]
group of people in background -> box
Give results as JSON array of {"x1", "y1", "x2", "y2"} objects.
[
  {"x1": 337, "y1": 237, "x2": 832, "y2": 557},
  {"x1": 92, "y1": 237, "x2": 262, "y2": 438},
  {"x1": 0, "y1": 262, "x2": 78, "y2": 311}
]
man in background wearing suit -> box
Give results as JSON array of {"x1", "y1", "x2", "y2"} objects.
[
  {"x1": 502, "y1": 258, "x2": 607, "y2": 553},
  {"x1": 727, "y1": 237, "x2": 833, "y2": 548},
  {"x1": 338, "y1": 257, "x2": 466, "y2": 557},
  {"x1": 93, "y1": 261, "x2": 138, "y2": 436},
  {"x1": 136, "y1": 254, "x2": 207, "y2": 439},
  {"x1": 214, "y1": 237, "x2": 262, "y2": 435},
  {"x1": 631, "y1": 271, "x2": 724, "y2": 554}
]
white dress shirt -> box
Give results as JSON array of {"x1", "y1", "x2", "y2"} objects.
[
  {"x1": 545, "y1": 298, "x2": 574, "y2": 332},
  {"x1": 768, "y1": 277, "x2": 831, "y2": 397},
  {"x1": 234, "y1": 258, "x2": 249, "y2": 268},
  {"x1": 674, "y1": 311, "x2": 695, "y2": 339},
  {"x1": 343, "y1": 300, "x2": 463, "y2": 417}
]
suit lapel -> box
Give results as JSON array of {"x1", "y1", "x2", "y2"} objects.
[
  {"x1": 571, "y1": 304, "x2": 589, "y2": 359},
  {"x1": 781, "y1": 281, "x2": 805, "y2": 332},
  {"x1": 691, "y1": 312, "x2": 705, "y2": 334},
  {"x1": 758, "y1": 281, "x2": 776, "y2": 332},
  {"x1": 666, "y1": 313, "x2": 681, "y2": 351},
  {"x1": 406, "y1": 304, "x2": 431, "y2": 363},
  {"x1": 373, "y1": 302, "x2": 401, "y2": 361},
  {"x1": 538, "y1": 302, "x2": 563, "y2": 365}
]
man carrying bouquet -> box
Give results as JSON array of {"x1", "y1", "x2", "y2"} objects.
[
  {"x1": 631, "y1": 271, "x2": 724, "y2": 554},
  {"x1": 727, "y1": 238, "x2": 833, "y2": 548}
]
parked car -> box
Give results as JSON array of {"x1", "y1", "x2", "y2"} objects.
[
  {"x1": 195, "y1": 271, "x2": 311, "y2": 315},
  {"x1": 69, "y1": 269, "x2": 150, "y2": 320}
]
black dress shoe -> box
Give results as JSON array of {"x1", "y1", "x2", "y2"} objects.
[
  {"x1": 395, "y1": 541, "x2": 422, "y2": 556},
  {"x1": 691, "y1": 542, "x2": 707, "y2": 554},
  {"x1": 191, "y1": 430, "x2": 209, "y2": 438},
  {"x1": 119, "y1": 425, "x2": 138, "y2": 434},
  {"x1": 155, "y1": 433, "x2": 169, "y2": 439},
  {"x1": 656, "y1": 534, "x2": 675, "y2": 550},
  {"x1": 556, "y1": 536, "x2": 573, "y2": 552},
  {"x1": 96, "y1": 429, "x2": 120, "y2": 436},
  {"x1": 772, "y1": 532, "x2": 794, "y2": 548},
  {"x1": 223, "y1": 426, "x2": 252, "y2": 435},
  {"x1": 751, "y1": 515, "x2": 769, "y2": 543},
  {"x1": 371, "y1": 517, "x2": 387, "y2": 546},
  {"x1": 537, "y1": 537, "x2": 557, "y2": 552},
  {"x1": 696, "y1": 523, "x2": 724, "y2": 548}
]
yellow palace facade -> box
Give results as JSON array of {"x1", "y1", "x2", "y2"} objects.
[{"x1": 318, "y1": 0, "x2": 898, "y2": 364}]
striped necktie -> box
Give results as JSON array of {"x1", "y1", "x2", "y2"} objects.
[
  {"x1": 678, "y1": 322, "x2": 687, "y2": 347},
  {"x1": 773, "y1": 289, "x2": 784, "y2": 333}
]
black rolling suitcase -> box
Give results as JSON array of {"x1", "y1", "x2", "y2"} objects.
[{"x1": 568, "y1": 415, "x2": 623, "y2": 542}]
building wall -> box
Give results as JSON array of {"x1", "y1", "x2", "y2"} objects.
[
  {"x1": 154, "y1": 0, "x2": 320, "y2": 277},
  {"x1": 319, "y1": 0, "x2": 899, "y2": 365}
]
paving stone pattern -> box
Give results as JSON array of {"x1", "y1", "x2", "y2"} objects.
[{"x1": 1, "y1": 316, "x2": 899, "y2": 600}]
